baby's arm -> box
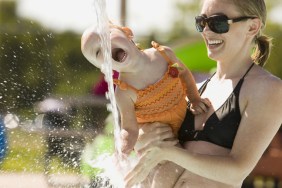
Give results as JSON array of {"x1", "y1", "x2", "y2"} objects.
[
  {"x1": 179, "y1": 63, "x2": 211, "y2": 114},
  {"x1": 115, "y1": 88, "x2": 139, "y2": 156},
  {"x1": 162, "y1": 46, "x2": 210, "y2": 114}
]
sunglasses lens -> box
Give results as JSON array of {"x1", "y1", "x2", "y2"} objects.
[
  {"x1": 195, "y1": 15, "x2": 230, "y2": 34},
  {"x1": 195, "y1": 16, "x2": 205, "y2": 32},
  {"x1": 208, "y1": 16, "x2": 229, "y2": 33}
]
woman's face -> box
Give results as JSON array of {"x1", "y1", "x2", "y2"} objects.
[{"x1": 200, "y1": 0, "x2": 251, "y2": 62}]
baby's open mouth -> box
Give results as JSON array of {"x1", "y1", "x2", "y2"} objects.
[{"x1": 112, "y1": 48, "x2": 127, "y2": 62}]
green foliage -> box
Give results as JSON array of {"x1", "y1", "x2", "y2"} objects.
[
  {"x1": 264, "y1": 23, "x2": 282, "y2": 79},
  {"x1": 174, "y1": 41, "x2": 216, "y2": 72},
  {"x1": 0, "y1": 21, "x2": 55, "y2": 113},
  {"x1": 0, "y1": 2, "x2": 100, "y2": 115},
  {"x1": 0, "y1": 1, "x2": 17, "y2": 22}
]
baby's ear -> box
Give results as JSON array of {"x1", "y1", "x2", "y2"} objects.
[{"x1": 121, "y1": 27, "x2": 134, "y2": 39}]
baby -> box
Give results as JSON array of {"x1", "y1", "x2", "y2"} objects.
[
  {"x1": 81, "y1": 24, "x2": 210, "y2": 156},
  {"x1": 81, "y1": 24, "x2": 210, "y2": 187}
]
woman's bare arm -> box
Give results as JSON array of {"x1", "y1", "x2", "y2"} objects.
[{"x1": 125, "y1": 76, "x2": 282, "y2": 187}]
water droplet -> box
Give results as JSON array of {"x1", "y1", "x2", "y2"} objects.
[{"x1": 4, "y1": 114, "x2": 20, "y2": 129}]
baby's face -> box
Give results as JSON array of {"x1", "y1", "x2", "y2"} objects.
[
  {"x1": 110, "y1": 27, "x2": 133, "y2": 67},
  {"x1": 81, "y1": 25, "x2": 140, "y2": 72},
  {"x1": 109, "y1": 26, "x2": 141, "y2": 72}
]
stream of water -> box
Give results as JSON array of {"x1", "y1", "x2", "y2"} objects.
[
  {"x1": 93, "y1": 0, "x2": 121, "y2": 154},
  {"x1": 89, "y1": 1, "x2": 138, "y2": 187}
]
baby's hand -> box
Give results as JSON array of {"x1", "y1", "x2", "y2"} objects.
[{"x1": 190, "y1": 98, "x2": 211, "y2": 115}]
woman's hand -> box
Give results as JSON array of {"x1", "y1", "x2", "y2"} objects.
[
  {"x1": 134, "y1": 122, "x2": 178, "y2": 155},
  {"x1": 124, "y1": 145, "x2": 164, "y2": 187},
  {"x1": 124, "y1": 122, "x2": 178, "y2": 187}
]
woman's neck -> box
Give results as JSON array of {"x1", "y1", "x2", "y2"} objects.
[{"x1": 215, "y1": 57, "x2": 253, "y2": 80}]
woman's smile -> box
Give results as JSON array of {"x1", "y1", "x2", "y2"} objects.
[{"x1": 206, "y1": 38, "x2": 224, "y2": 51}]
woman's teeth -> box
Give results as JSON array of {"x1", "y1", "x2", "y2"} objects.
[{"x1": 208, "y1": 40, "x2": 223, "y2": 45}]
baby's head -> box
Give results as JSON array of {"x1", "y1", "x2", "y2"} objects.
[
  {"x1": 81, "y1": 24, "x2": 138, "y2": 71},
  {"x1": 110, "y1": 24, "x2": 134, "y2": 40}
]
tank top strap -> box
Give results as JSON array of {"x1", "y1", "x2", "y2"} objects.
[
  {"x1": 113, "y1": 79, "x2": 138, "y2": 93},
  {"x1": 151, "y1": 41, "x2": 174, "y2": 66}
]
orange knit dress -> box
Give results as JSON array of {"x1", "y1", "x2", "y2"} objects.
[{"x1": 114, "y1": 42, "x2": 187, "y2": 136}]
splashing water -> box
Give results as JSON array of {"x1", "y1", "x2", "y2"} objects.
[
  {"x1": 89, "y1": 0, "x2": 138, "y2": 187},
  {"x1": 93, "y1": 0, "x2": 121, "y2": 154}
]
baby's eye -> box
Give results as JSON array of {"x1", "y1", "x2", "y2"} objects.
[{"x1": 96, "y1": 49, "x2": 101, "y2": 57}]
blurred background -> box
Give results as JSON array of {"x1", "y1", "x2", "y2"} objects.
[{"x1": 0, "y1": 0, "x2": 282, "y2": 187}]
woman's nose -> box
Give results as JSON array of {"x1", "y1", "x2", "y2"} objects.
[{"x1": 202, "y1": 23, "x2": 212, "y2": 33}]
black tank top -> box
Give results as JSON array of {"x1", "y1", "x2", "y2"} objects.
[{"x1": 178, "y1": 63, "x2": 255, "y2": 149}]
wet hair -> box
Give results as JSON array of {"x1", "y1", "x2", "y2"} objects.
[
  {"x1": 110, "y1": 22, "x2": 143, "y2": 50},
  {"x1": 109, "y1": 22, "x2": 134, "y2": 40},
  {"x1": 231, "y1": 0, "x2": 272, "y2": 67}
]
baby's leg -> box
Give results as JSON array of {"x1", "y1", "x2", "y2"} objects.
[{"x1": 151, "y1": 161, "x2": 185, "y2": 188}]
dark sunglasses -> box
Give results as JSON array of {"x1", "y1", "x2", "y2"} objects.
[{"x1": 195, "y1": 14, "x2": 257, "y2": 34}]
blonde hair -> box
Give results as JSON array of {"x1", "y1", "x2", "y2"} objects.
[{"x1": 231, "y1": 0, "x2": 272, "y2": 67}]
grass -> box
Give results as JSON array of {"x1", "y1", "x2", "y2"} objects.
[
  {"x1": 0, "y1": 128, "x2": 80, "y2": 174},
  {"x1": 1, "y1": 128, "x2": 46, "y2": 172}
]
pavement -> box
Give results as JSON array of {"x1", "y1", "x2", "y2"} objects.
[{"x1": 0, "y1": 173, "x2": 90, "y2": 188}]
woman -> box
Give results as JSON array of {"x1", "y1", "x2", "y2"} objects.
[{"x1": 124, "y1": 0, "x2": 282, "y2": 187}]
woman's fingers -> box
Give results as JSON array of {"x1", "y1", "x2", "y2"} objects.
[
  {"x1": 135, "y1": 134, "x2": 176, "y2": 154},
  {"x1": 159, "y1": 128, "x2": 175, "y2": 140},
  {"x1": 134, "y1": 122, "x2": 174, "y2": 153},
  {"x1": 137, "y1": 138, "x2": 178, "y2": 155},
  {"x1": 140, "y1": 122, "x2": 171, "y2": 134}
]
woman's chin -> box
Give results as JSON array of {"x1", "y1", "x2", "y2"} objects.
[{"x1": 207, "y1": 53, "x2": 217, "y2": 61}]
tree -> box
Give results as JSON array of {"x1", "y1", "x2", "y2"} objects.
[{"x1": 0, "y1": 1, "x2": 98, "y2": 115}]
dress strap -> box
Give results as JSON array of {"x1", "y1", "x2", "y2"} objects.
[
  {"x1": 151, "y1": 41, "x2": 174, "y2": 66},
  {"x1": 113, "y1": 79, "x2": 138, "y2": 92}
]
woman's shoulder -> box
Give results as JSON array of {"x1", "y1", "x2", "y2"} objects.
[
  {"x1": 245, "y1": 66, "x2": 282, "y2": 104},
  {"x1": 241, "y1": 66, "x2": 282, "y2": 125},
  {"x1": 252, "y1": 66, "x2": 282, "y2": 90}
]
